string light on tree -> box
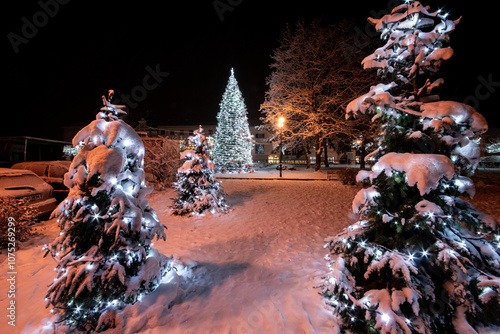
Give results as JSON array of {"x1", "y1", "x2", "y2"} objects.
[
  {"x1": 321, "y1": 2, "x2": 499, "y2": 333},
  {"x1": 213, "y1": 68, "x2": 254, "y2": 173},
  {"x1": 44, "y1": 90, "x2": 169, "y2": 332},
  {"x1": 172, "y1": 126, "x2": 229, "y2": 216}
]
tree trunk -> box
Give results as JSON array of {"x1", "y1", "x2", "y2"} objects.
[
  {"x1": 359, "y1": 144, "x2": 366, "y2": 170},
  {"x1": 413, "y1": 75, "x2": 419, "y2": 99},
  {"x1": 304, "y1": 144, "x2": 311, "y2": 169},
  {"x1": 323, "y1": 138, "x2": 329, "y2": 168},
  {"x1": 315, "y1": 134, "x2": 321, "y2": 171}
]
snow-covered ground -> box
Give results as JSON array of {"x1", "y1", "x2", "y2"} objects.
[
  {"x1": 2, "y1": 169, "x2": 499, "y2": 334},
  {"x1": 216, "y1": 164, "x2": 346, "y2": 180}
]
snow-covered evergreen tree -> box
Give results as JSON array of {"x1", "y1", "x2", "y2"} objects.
[
  {"x1": 172, "y1": 125, "x2": 229, "y2": 216},
  {"x1": 213, "y1": 68, "x2": 253, "y2": 172},
  {"x1": 45, "y1": 90, "x2": 169, "y2": 332},
  {"x1": 321, "y1": 2, "x2": 500, "y2": 333}
]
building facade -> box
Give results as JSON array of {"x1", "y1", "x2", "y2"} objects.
[
  {"x1": 63, "y1": 120, "x2": 367, "y2": 166},
  {"x1": 0, "y1": 136, "x2": 71, "y2": 167},
  {"x1": 151, "y1": 123, "x2": 274, "y2": 163},
  {"x1": 146, "y1": 122, "x2": 345, "y2": 165}
]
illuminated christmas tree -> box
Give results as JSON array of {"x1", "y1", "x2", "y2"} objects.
[
  {"x1": 321, "y1": 2, "x2": 500, "y2": 333},
  {"x1": 45, "y1": 91, "x2": 169, "y2": 332},
  {"x1": 172, "y1": 126, "x2": 229, "y2": 216},
  {"x1": 213, "y1": 68, "x2": 253, "y2": 172}
]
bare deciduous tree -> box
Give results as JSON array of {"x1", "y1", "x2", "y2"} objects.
[{"x1": 260, "y1": 19, "x2": 376, "y2": 170}]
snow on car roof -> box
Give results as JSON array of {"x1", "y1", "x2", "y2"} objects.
[
  {"x1": 0, "y1": 168, "x2": 37, "y2": 177},
  {"x1": 12, "y1": 160, "x2": 71, "y2": 166}
]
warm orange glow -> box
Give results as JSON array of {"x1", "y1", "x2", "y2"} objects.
[{"x1": 278, "y1": 117, "x2": 285, "y2": 128}]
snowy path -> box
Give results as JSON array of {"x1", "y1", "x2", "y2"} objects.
[
  {"x1": 123, "y1": 180, "x2": 360, "y2": 334},
  {"x1": 3, "y1": 176, "x2": 499, "y2": 333},
  {"x1": 4, "y1": 180, "x2": 359, "y2": 334}
]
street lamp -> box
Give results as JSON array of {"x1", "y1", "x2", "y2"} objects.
[{"x1": 278, "y1": 117, "x2": 285, "y2": 178}]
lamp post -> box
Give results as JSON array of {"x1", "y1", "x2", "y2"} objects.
[{"x1": 278, "y1": 117, "x2": 285, "y2": 178}]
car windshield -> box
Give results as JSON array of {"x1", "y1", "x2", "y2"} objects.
[{"x1": 0, "y1": 175, "x2": 45, "y2": 189}]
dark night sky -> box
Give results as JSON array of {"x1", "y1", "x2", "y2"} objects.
[{"x1": 4, "y1": 0, "x2": 499, "y2": 141}]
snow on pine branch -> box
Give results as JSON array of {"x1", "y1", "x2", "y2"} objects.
[
  {"x1": 322, "y1": 1, "x2": 500, "y2": 333},
  {"x1": 357, "y1": 152, "x2": 454, "y2": 196},
  {"x1": 363, "y1": 1, "x2": 461, "y2": 87},
  {"x1": 420, "y1": 101, "x2": 488, "y2": 136}
]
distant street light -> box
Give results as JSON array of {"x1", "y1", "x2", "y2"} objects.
[{"x1": 278, "y1": 117, "x2": 285, "y2": 178}]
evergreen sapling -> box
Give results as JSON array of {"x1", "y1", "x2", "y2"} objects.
[{"x1": 172, "y1": 126, "x2": 229, "y2": 216}]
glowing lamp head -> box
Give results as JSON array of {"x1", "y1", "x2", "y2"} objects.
[{"x1": 278, "y1": 117, "x2": 285, "y2": 128}]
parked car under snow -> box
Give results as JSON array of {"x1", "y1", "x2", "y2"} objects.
[
  {"x1": 11, "y1": 161, "x2": 71, "y2": 201},
  {"x1": 0, "y1": 168, "x2": 58, "y2": 216}
]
